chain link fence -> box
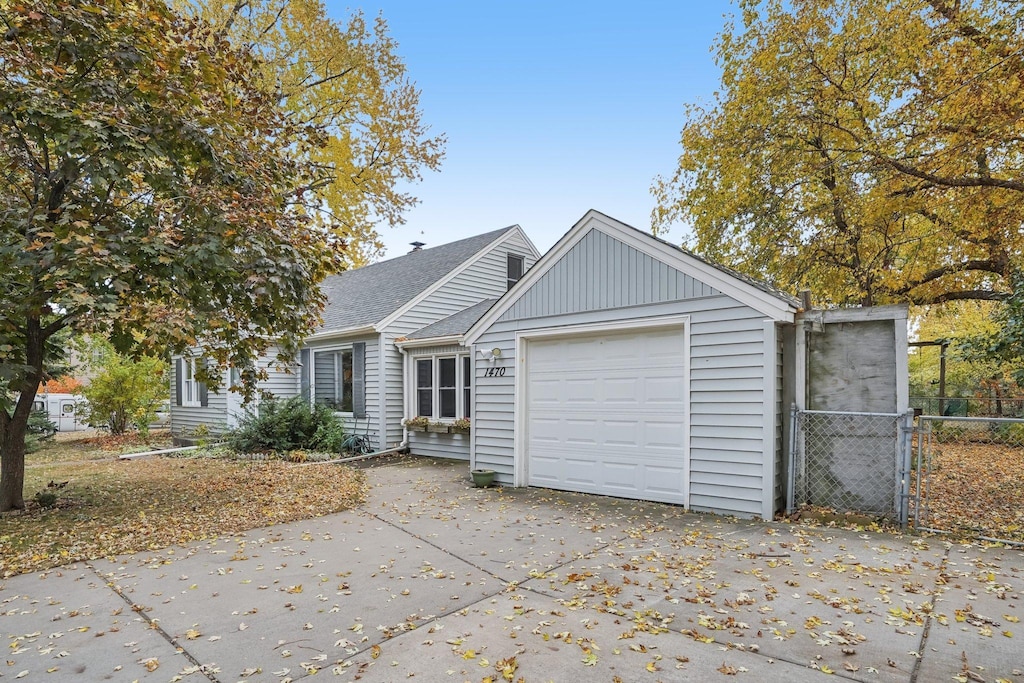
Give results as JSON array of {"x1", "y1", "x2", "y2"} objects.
[
  {"x1": 912, "y1": 415, "x2": 1024, "y2": 544},
  {"x1": 789, "y1": 410, "x2": 912, "y2": 524}
]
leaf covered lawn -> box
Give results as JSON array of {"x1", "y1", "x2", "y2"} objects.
[
  {"x1": 920, "y1": 440, "x2": 1024, "y2": 541},
  {"x1": 1, "y1": 437, "x2": 366, "y2": 577}
]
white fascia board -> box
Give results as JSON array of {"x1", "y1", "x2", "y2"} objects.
[
  {"x1": 590, "y1": 214, "x2": 797, "y2": 322},
  {"x1": 394, "y1": 335, "x2": 465, "y2": 350},
  {"x1": 465, "y1": 210, "x2": 797, "y2": 344},
  {"x1": 304, "y1": 324, "x2": 377, "y2": 343},
  {"x1": 374, "y1": 226, "x2": 531, "y2": 333}
]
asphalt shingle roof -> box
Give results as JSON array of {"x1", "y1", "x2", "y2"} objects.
[
  {"x1": 317, "y1": 227, "x2": 515, "y2": 333},
  {"x1": 405, "y1": 299, "x2": 498, "y2": 340}
]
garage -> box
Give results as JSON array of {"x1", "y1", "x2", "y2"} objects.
[
  {"x1": 525, "y1": 325, "x2": 688, "y2": 504},
  {"x1": 465, "y1": 210, "x2": 801, "y2": 518}
]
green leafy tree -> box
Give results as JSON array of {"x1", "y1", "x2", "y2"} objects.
[
  {"x1": 180, "y1": 0, "x2": 446, "y2": 266},
  {"x1": 0, "y1": 0, "x2": 344, "y2": 510},
  {"x1": 654, "y1": 0, "x2": 1024, "y2": 307},
  {"x1": 77, "y1": 341, "x2": 168, "y2": 436}
]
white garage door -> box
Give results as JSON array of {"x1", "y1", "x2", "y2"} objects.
[{"x1": 526, "y1": 325, "x2": 688, "y2": 505}]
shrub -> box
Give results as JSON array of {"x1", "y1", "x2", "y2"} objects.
[
  {"x1": 226, "y1": 397, "x2": 346, "y2": 454},
  {"x1": 77, "y1": 342, "x2": 167, "y2": 436},
  {"x1": 25, "y1": 409, "x2": 57, "y2": 453}
]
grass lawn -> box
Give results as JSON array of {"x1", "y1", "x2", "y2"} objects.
[{"x1": 0, "y1": 432, "x2": 366, "y2": 578}]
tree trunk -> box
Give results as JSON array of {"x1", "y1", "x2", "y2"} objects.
[
  {"x1": 0, "y1": 416, "x2": 29, "y2": 511},
  {"x1": 1, "y1": 318, "x2": 46, "y2": 511}
]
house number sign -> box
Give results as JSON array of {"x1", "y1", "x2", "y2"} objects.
[{"x1": 483, "y1": 366, "x2": 506, "y2": 378}]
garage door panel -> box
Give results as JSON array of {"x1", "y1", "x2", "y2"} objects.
[{"x1": 527, "y1": 326, "x2": 687, "y2": 505}]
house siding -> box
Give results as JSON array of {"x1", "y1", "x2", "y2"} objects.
[
  {"x1": 499, "y1": 228, "x2": 720, "y2": 321},
  {"x1": 169, "y1": 360, "x2": 229, "y2": 436},
  {"x1": 477, "y1": 273, "x2": 774, "y2": 517},
  {"x1": 170, "y1": 346, "x2": 302, "y2": 436},
  {"x1": 382, "y1": 229, "x2": 539, "y2": 449},
  {"x1": 405, "y1": 344, "x2": 471, "y2": 460},
  {"x1": 304, "y1": 335, "x2": 380, "y2": 449}
]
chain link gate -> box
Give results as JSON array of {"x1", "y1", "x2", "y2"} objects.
[{"x1": 788, "y1": 409, "x2": 914, "y2": 526}]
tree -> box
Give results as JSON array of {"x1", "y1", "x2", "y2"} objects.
[
  {"x1": 76, "y1": 339, "x2": 167, "y2": 436},
  {"x1": 179, "y1": 0, "x2": 446, "y2": 266},
  {"x1": 653, "y1": 0, "x2": 1024, "y2": 307},
  {"x1": 0, "y1": 0, "x2": 339, "y2": 510}
]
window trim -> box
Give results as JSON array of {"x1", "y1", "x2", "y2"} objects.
[
  {"x1": 413, "y1": 353, "x2": 471, "y2": 422},
  {"x1": 507, "y1": 253, "x2": 525, "y2": 290},
  {"x1": 181, "y1": 358, "x2": 201, "y2": 408},
  {"x1": 311, "y1": 345, "x2": 355, "y2": 414}
]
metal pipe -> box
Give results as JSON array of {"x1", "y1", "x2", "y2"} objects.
[
  {"x1": 293, "y1": 444, "x2": 408, "y2": 467},
  {"x1": 919, "y1": 415, "x2": 1024, "y2": 424},
  {"x1": 119, "y1": 445, "x2": 200, "y2": 460}
]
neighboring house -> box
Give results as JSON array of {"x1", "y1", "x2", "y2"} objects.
[{"x1": 170, "y1": 226, "x2": 541, "y2": 446}]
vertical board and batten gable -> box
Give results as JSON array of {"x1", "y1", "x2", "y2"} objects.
[
  {"x1": 498, "y1": 228, "x2": 719, "y2": 321},
  {"x1": 469, "y1": 214, "x2": 797, "y2": 519},
  {"x1": 381, "y1": 229, "x2": 539, "y2": 447}
]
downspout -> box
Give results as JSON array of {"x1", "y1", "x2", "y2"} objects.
[{"x1": 399, "y1": 342, "x2": 410, "y2": 450}]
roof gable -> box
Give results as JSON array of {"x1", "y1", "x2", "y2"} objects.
[
  {"x1": 315, "y1": 226, "x2": 522, "y2": 335},
  {"x1": 465, "y1": 211, "x2": 798, "y2": 344}
]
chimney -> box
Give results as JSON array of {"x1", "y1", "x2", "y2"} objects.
[{"x1": 410, "y1": 241, "x2": 426, "y2": 253}]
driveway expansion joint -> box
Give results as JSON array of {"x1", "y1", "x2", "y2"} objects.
[{"x1": 88, "y1": 561, "x2": 221, "y2": 683}]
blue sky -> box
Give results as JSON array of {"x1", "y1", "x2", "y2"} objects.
[{"x1": 333, "y1": 1, "x2": 736, "y2": 259}]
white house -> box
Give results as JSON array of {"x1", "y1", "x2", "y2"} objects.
[
  {"x1": 172, "y1": 210, "x2": 906, "y2": 520},
  {"x1": 170, "y1": 225, "x2": 541, "y2": 450}
]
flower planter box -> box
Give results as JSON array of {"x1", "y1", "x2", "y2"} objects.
[
  {"x1": 451, "y1": 426, "x2": 470, "y2": 435},
  {"x1": 407, "y1": 424, "x2": 428, "y2": 432},
  {"x1": 426, "y1": 424, "x2": 450, "y2": 434}
]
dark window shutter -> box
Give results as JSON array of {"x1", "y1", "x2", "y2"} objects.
[
  {"x1": 300, "y1": 348, "x2": 311, "y2": 401},
  {"x1": 198, "y1": 358, "x2": 209, "y2": 407},
  {"x1": 175, "y1": 358, "x2": 183, "y2": 406},
  {"x1": 352, "y1": 342, "x2": 366, "y2": 418}
]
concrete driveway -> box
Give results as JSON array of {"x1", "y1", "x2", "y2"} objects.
[{"x1": 2, "y1": 456, "x2": 1022, "y2": 682}]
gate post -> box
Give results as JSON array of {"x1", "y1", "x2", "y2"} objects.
[
  {"x1": 896, "y1": 412, "x2": 914, "y2": 528},
  {"x1": 786, "y1": 405, "x2": 799, "y2": 515}
]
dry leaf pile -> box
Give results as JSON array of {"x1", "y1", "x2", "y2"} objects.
[
  {"x1": 920, "y1": 441, "x2": 1024, "y2": 541},
  {"x1": 1, "y1": 438, "x2": 366, "y2": 577}
]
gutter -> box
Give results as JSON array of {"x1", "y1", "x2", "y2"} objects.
[
  {"x1": 304, "y1": 324, "x2": 378, "y2": 343},
  {"x1": 394, "y1": 334, "x2": 464, "y2": 350}
]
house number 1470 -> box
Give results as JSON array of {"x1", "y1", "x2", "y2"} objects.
[{"x1": 484, "y1": 366, "x2": 506, "y2": 378}]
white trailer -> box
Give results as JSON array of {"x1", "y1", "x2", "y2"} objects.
[{"x1": 32, "y1": 393, "x2": 89, "y2": 432}]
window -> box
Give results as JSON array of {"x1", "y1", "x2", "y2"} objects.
[
  {"x1": 181, "y1": 358, "x2": 202, "y2": 407},
  {"x1": 415, "y1": 354, "x2": 471, "y2": 420},
  {"x1": 416, "y1": 358, "x2": 432, "y2": 416},
  {"x1": 507, "y1": 253, "x2": 525, "y2": 290},
  {"x1": 313, "y1": 348, "x2": 353, "y2": 412}
]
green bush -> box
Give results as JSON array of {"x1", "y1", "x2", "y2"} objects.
[
  {"x1": 225, "y1": 396, "x2": 347, "y2": 453},
  {"x1": 77, "y1": 341, "x2": 168, "y2": 436}
]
